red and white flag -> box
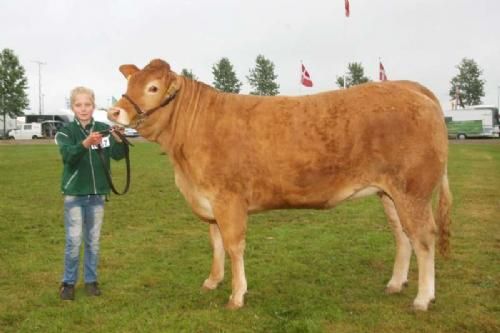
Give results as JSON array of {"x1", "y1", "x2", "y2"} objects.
[
  {"x1": 345, "y1": 0, "x2": 350, "y2": 17},
  {"x1": 301, "y1": 63, "x2": 313, "y2": 87},
  {"x1": 379, "y1": 61, "x2": 388, "y2": 81}
]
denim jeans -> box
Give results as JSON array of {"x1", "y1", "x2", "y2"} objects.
[{"x1": 62, "y1": 195, "x2": 105, "y2": 284}]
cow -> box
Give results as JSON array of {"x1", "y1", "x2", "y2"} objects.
[{"x1": 108, "y1": 59, "x2": 452, "y2": 311}]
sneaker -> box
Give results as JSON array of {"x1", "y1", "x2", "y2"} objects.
[
  {"x1": 85, "y1": 282, "x2": 101, "y2": 296},
  {"x1": 60, "y1": 283, "x2": 75, "y2": 300}
]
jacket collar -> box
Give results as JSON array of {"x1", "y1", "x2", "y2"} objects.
[{"x1": 74, "y1": 118, "x2": 95, "y2": 135}]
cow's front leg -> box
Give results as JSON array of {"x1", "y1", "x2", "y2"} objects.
[
  {"x1": 213, "y1": 197, "x2": 248, "y2": 309},
  {"x1": 202, "y1": 222, "x2": 225, "y2": 290}
]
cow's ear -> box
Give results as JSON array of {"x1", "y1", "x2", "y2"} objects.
[{"x1": 119, "y1": 64, "x2": 140, "y2": 79}]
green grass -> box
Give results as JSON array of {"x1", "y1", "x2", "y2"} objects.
[{"x1": 0, "y1": 141, "x2": 499, "y2": 332}]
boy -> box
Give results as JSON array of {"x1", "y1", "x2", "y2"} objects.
[{"x1": 55, "y1": 86, "x2": 125, "y2": 300}]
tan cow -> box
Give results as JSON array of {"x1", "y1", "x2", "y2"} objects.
[{"x1": 108, "y1": 59, "x2": 452, "y2": 311}]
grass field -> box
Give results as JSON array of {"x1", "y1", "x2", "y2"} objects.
[{"x1": 0, "y1": 141, "x2": 499, "y2": 332}]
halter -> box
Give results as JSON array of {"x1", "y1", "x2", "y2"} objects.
[{"x1": 121, "y1": 84, "x2": 178, "y2": 126}]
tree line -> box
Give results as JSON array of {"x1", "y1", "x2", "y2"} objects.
[
  {"x1": 0, "y1": 47, "x2": 489, "y2": 137},
  {"x1": 183, "y1": 57, "x2": 486, "y2": 107},
  {"x1": 181, "y1": 54, "x2": 279, "y2": 96}
]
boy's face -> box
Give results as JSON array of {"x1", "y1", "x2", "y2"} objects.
[{"x1": 72, "y1": 93, "x2": 94, "y2": 124}]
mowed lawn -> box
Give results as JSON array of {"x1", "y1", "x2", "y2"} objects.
[{"x1": 0, "y1": 140, "x2": 498, "y2": 333}]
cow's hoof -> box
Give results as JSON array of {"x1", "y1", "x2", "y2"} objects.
[
  {"x1": 385, "y1": 281, "x2": 408, "y2": 294},
  {"x1": 201, "y1": 285, "x2": 212, "y2": 293},
  {"x1": 413, "y1": 298, "x2": 434, "y2": 311},
  {"x1": 202, "y1": 278, "x2": 220, "y2": 291},
  {"x1": 385, "y1": 285, "x2": 402, "y2": 294},
  {"x1": 225, "y1": 295, "x2": 244, "y2": 310},
  {"x1": 226, "y1": 299, "x2": 244, "y2": 310}
]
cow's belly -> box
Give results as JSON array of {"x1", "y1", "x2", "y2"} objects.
[
  {"x1": 325, "y1": 185, "x2": 382, "y2": 207},
  {"x1": 247, "y1": 182, "x2": 383, "y2": 212}
]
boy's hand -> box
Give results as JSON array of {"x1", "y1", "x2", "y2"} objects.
[
  {"x1": 110, "y1": 126, "x2": 125, "y2": 143},
  {"x1": 82, "y1": 132, "x2": 103, "y2": 148}
]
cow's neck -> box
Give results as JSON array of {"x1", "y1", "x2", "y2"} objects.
[{"x1": 147, "y1": 77, "x2": 218, "y2": 155}]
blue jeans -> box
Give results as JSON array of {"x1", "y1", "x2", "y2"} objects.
[{"x1": 62, "y1": 195, "x2": 105, "y2": 284}]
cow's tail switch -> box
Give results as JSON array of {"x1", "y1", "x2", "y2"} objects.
[{"x1": 436, "y1": 168, "x2": 452, "y2": 257}]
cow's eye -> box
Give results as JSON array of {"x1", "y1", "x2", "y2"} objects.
[{"x1": 148, "y1": 86, "x2": 159, "y2": 93}]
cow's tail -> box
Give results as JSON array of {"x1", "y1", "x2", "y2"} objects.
[{"x1": 436, "y1": 168, "x2": 452, "y2": 257}]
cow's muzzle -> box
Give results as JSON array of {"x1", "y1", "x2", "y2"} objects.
[{"x1": 108, "y1": 107, "x2": 130, "y2": 126}]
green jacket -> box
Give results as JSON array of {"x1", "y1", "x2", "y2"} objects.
[{"x1": 55, "y1": 118, "x2": 126, "y2": 195}]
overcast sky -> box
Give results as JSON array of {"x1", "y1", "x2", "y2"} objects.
[{"x1": 1, "y1": 0, "x2": 499, "y2": 114}]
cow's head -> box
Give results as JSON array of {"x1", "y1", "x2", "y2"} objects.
[{"x1": 108, "y1": 59, "x2": 179, "y2": 128}]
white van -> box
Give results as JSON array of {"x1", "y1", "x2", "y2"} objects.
[
  {"x1": 9, "y1": 121, "x2": 65, "y2": 140},
  {"x1": 9, "y1": 123, "x2": 43, "y2": 140}
]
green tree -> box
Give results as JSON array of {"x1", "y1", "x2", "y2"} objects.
[
  {"x1": 449, "y1": 58, "x2": 485, "y2": 107},
  {"x1": 212, "y1": 57, "x2": 242, "y2": 93},
  {"x1": 0, "y1": 48, "x2": 29, "y2": 137},
  {"x1": 181, "y1": 68, "x2": 198, "y2": 80},
  {"x1": 246, "y1": 55, "x2": 279, "y2": 96},
  {"x1": 336, "y1": 62, "x2": 371, "y2": 88}
]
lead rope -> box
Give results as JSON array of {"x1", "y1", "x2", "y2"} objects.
[{"x1": 97, "y1": 131, "x2": 133, "y2": 195}]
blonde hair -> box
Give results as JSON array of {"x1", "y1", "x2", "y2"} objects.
[{"x1": 70, "y1": 86, "x2": 95, "y2": 107}]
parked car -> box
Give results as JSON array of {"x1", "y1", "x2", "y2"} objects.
[{"x1": 124, "y1": 127, "x2": 139, "y2": 137}]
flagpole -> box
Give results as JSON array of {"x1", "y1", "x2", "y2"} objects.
[
  {"x1": 300, "y1": 60, "x2": 303, "y2": 95},
  {"x1": 343, "y1": 1, "x2": 350, "y2": 89}
]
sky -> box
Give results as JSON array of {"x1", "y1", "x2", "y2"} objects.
[{"x1": 1, "y1": 0, "x2": 499, "y2": 114}]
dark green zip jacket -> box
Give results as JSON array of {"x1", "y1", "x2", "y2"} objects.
[{"x1": 55, "y1": 118, "x2": 126, "y2": 195}]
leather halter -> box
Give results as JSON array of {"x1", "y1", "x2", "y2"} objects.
[{"x1": 121, "y1": 85, "x2": 178, "y2": 126}]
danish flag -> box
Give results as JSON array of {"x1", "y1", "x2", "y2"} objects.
[
  {"x1": 301, "y1": 64, "x2": 313, "y2": 87},
  {"x1": 345, "y1": 0, "x2": 350, "y2": 17}
]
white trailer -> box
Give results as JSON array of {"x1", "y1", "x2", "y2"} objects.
[
  {"x1": 443, "y1": 106, "x2": 500, "y2": 139},
  {"x1": 0, "y1": 115, "x2": 18, "y2": 138}
]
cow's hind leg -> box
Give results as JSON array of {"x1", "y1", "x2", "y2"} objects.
[
  {"x1": 393, "y1": 196, "x2": 437, "y2": 311},
  {"x1": 213, "y1": 197, "x2": 248, "y2": 309},
  {"x1": 202, "y1": 223, "x2": 225, "y2": 290},
  {"x1": 380, "y1": 194, "x2": 412, "y2": 294}
]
